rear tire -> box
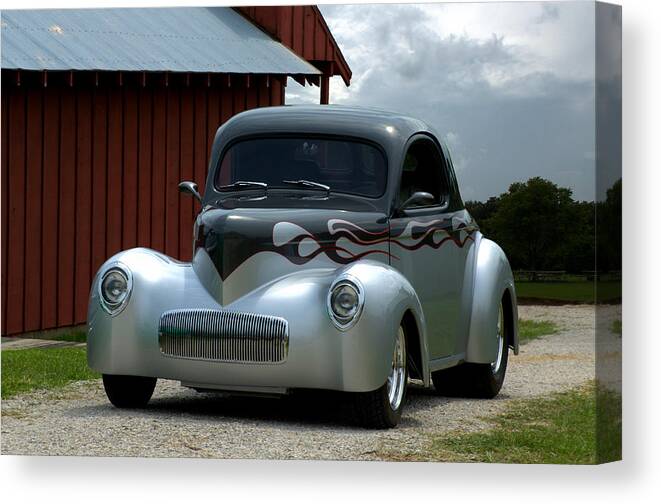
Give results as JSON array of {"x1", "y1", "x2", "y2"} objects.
[
  {"x1": 353, "y1": 324, "x2": 408, "y2": 429},
  {"x1": 102, "y1": 374, "x2": 157, "y2": 408},
  {"x1": 432, "y1": 299, "x2": 509, "y2": 398}
]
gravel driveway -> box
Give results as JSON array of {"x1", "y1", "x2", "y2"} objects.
[{"x1": 1, "y1": 305, "x2": 620, "y2": 460}]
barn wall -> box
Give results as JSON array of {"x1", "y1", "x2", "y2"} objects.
[
  {"x1": 1, "y1": 71, "x2": 285, "y2": 335},
  {"x1": 236, "y1": 5, "x2": 351, "y2": 85},
  {"x1": 241, "y1": 5, "x2": 335, "y2": 62}
]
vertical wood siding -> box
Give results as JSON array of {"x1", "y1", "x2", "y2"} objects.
[
  {"x1": 237, "y1": 6, "x2": 352, "y2": 85},
  {"x1": 1, "y1": 71, "x2": 285, "y2": 335}
]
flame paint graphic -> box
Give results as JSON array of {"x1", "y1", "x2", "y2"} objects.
[{"x1": 271, "y1": 213, "x2": 477, "y2": 267}]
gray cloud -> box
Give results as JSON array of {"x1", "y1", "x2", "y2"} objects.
[
  {"x1": 595, "y1": 3, "x2": 622, "y2": 200},
  {"x1": 534, "y1": 4, "x2": 560, "y2": 24},
  {"x1": 287, "y1": 2, "x2": 600, "y2": 202}
]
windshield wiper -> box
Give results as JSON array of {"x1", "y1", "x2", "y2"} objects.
[
  {"x1": 218, "y1": 180, "x2": 268, "y2": 191},
  {"x1": 282, "y1": 179, "x2": 330, "y2": 194}
]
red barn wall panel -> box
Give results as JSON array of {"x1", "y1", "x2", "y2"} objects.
[
  {"x1": 41, "y1": 86, "x2": 60, "y2": 330},
  {"x1": 106, "y1": 87, "x2": 123, "y2": 259},
  {"x1": 255, "y1": 6, "x2": 279, "y2": 37},
  {"x1": 24, "y1": 88, "x2": 43, "y2": 332},
  {"x1": 258, "y1": 77, "x2": 270, "y2": 107},
  {"x1": 1, "y1": 90, "x2": 9, "y2": 335},
  {"x1": 74, "y1": 95, "x2": 88, "y2": 318},
  {"x1": 279, "y1": 7, "x2": 293, "y2": 47},
  {"x1": 232, "y1": 81, "x2": 246, "y2": 117},
  {"x1": 57, "y1": 87, "x2": 76, "y2": 327},
  {"x1": 179, "y1": 86, "x2": 194, "y2": 260},
  {"x1": 246, "y1": 79, "x2": 258, "y2": 110},
  {"x1": 151, "y1": 87, "x2": 167, "y2": 252},
  {"x1": 1, "y1": 71, "x2": 288, "y2": 336},
  {"x1": 238, "y1": 6, "x2": 352, "y2": 87},
  {"x1": 194, "y1": 86, "x2": 208, "y2": 204},
  {"x1": 315, "y1": 18, "x2": 327, "y2": 61},
  {"x1": 90, "y1": 87, "x2": 108, "y2": 291},
  {"x1": 5, "y1": 87, "x2": 26, "y2": 334},
  {"x1": 137, "y1": 87, "x2": 153, "y2": 249},
  {"x1": 164, "y1": 86, "x2": 181, "y2": 258},
  {"x1": 269, "y1": 79, "x2": 277, "y2": 106},
  {"x1": 303, "y1": 7, "x2": 316, "y2": 60},
  {"x1": 122, "y1": 87, "x2": 139, "y2": 251},
  {"x1": 206, "y1": 82, "x2": 220, "y2": 163},
  {"x1": 220, "y1": 81, "x2": 233, "y2": 124},
  {"x1": 292, "y1": 7, "x2": 305, "y2": 55},
  {"x1": 74, "y1": 88, "x2": 93, "y2": 324}
]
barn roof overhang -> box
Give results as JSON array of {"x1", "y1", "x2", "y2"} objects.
[
  {"x1": 235, "y1": 6, "x2": 352, "y2": 86},
  {"x1": 0, "y1": 7, "x2": 321, "y2": 78}
]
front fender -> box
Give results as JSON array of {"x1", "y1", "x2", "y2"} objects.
[
  {"x1": 87, "y1": 248, "x2": 220, "y2": 372},
  {"x1": 465, "y1": 236, "x2": 519, "y2": 364},
  {"x1": 326, "y1": 261, "x2": 430, "y2": 388},
  {"x1": 228, "y1": 260, "x2": 429, "y2": 390},
  {"x1": 87, "y1": 250, "x2": 428, "y2": 392}
]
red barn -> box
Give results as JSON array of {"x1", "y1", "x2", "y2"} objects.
[{"x1": 0, "y1": 6, "x2": 351, "y2": 336}]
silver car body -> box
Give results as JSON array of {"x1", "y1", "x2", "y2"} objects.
[{"x1": 88, "y1": 105, "x2": 519, "y2": 394}]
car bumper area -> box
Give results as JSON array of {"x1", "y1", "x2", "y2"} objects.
[{"x1": 87, "y1": 249, "x2": 394, "y2": 393}]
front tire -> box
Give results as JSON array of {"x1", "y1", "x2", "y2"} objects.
[
  {"x1": 432, "y1": 299, "x2": 509, "y2": 398},
  {"x1": 102, "y1": 374, "x2": 157, "y2": 408},
  {"x1": 353, "y1": 324, "x2": 408, "y2": 429}
]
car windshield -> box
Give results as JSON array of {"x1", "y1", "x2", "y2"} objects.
[{"x1": 215, "y1": 137, "x2": 388, "y2": 198}]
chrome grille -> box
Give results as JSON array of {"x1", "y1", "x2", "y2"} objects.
[{"x1": 159, "y1": 309, "x2": 289, "y2": 364}]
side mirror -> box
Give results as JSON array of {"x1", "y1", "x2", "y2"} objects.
[
  {"x1": 178, "y1": 181, "x2": 202, "y2": 203},
  {"x1": 397, "y1": 191, "x2": 435, "y2": 214}
]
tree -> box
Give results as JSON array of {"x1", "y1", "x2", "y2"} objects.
[
  {"x1": 597, "y1": 178, "x2": 622, "y2": 272},
  {"x1": 484, "y1": 177, "x2": 575, "y2": 271},
  {"x1": 466, "y1": 177, "x2": 620, "y2": 273},
  {"x1": 562, "y1": 200, "x2": 595, "y2": 273},
  {"x1": 465, "y1": 196, "x2": 500, "y2": 237}
]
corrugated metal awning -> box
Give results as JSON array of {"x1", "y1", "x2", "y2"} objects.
[{"x1": 0, "y1": 7, "x2": 321, "y2": 76}]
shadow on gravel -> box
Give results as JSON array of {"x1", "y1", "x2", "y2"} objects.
[
  {"x1": 149, "y1": 390, "x2": 366, "y2": 429},
  {"x1": 66, "y1": 384, "x2": 449, "y2": 430}
]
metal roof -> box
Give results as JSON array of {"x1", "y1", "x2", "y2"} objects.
[{"x1": 0, "y1": 7, "x2": 321, "y2": 75}]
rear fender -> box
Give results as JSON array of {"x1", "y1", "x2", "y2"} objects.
[{"x1": 465, "y1": 236, "x2": 519, "y2": 363}]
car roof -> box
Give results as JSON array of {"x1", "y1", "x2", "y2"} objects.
[
  {"x1": 214, "y1": 105, "x2": 439, "y2": 151},
  {"x1": 204, "y1": 105, "x2": 461, "y2": 211}
]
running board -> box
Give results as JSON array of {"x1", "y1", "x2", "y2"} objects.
[
  {"x1": 181, "y1": 382, "x2": 289, "y2": 397},
  {"x1": 428, "y1": 353, "x2": 465, "y2": 373}
]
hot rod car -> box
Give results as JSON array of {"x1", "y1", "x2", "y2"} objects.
[{"x1": 88, "y1": 105, "x2": 518, "y2": 428}]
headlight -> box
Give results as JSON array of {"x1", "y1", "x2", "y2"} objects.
[
  {"x1": 327, "y1": 276, "x2": 364, "y2": 330},
  {"x1": 99, "y1": 263, "x2": 132, "y2": 315}
]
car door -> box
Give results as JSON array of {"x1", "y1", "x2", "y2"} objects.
[{"x1": 389, "y1": 135, "x2": 466, "y2": 359}]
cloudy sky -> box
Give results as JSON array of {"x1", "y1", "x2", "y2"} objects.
[{"x1": 286, "y1": 1, "x2": 602, "y2": 202}]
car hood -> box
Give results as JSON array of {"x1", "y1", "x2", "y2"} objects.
[{"x1": 195, "y1": 207, "x2": 391, "y2": 282}]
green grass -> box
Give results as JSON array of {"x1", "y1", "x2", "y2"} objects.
[
  {"x1": 516, "y1": 280, "x2": 621, "y2": 304},
  {"x1": 611, "y1": 319, "x2": 622, "y2": 335},
  {"x1": 596, "y1": 383, "x2": 623, "y2": 463},
  {"x1": 1, "y1": 347, "x2": 99, "y2": 399},
  {"x1": 428, "y1": 383, "x2": 621, "y2": 464},
  {"x1": 518, "y1": 319, "x2": 558, "y2": 344},
  {"x1": 51, "y1": 329, "x2": 87, "y2": 343}
]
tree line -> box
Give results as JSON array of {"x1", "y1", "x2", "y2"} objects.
[{"x1": 465, "y1": 177, "x2": 622, "y2": 273}]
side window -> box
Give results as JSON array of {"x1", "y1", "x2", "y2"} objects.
[{"x1": 398, "y1": 138, "x2": 451, "y2": 208}]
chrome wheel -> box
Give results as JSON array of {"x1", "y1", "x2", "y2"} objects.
[
  {"x1": 491, "y1": 304, "x2": 505, "y2": 374},
  {"x1": 387, "y1": 326, "x2": 407, "y2": 411}
]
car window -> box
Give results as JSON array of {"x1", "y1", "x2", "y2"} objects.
[
  {"x1": 398, "y1": 138, "x2": 450, "y2": 207},
  {"x1": 215, "y1": 137, "x2": 387, "y2": 198}
]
